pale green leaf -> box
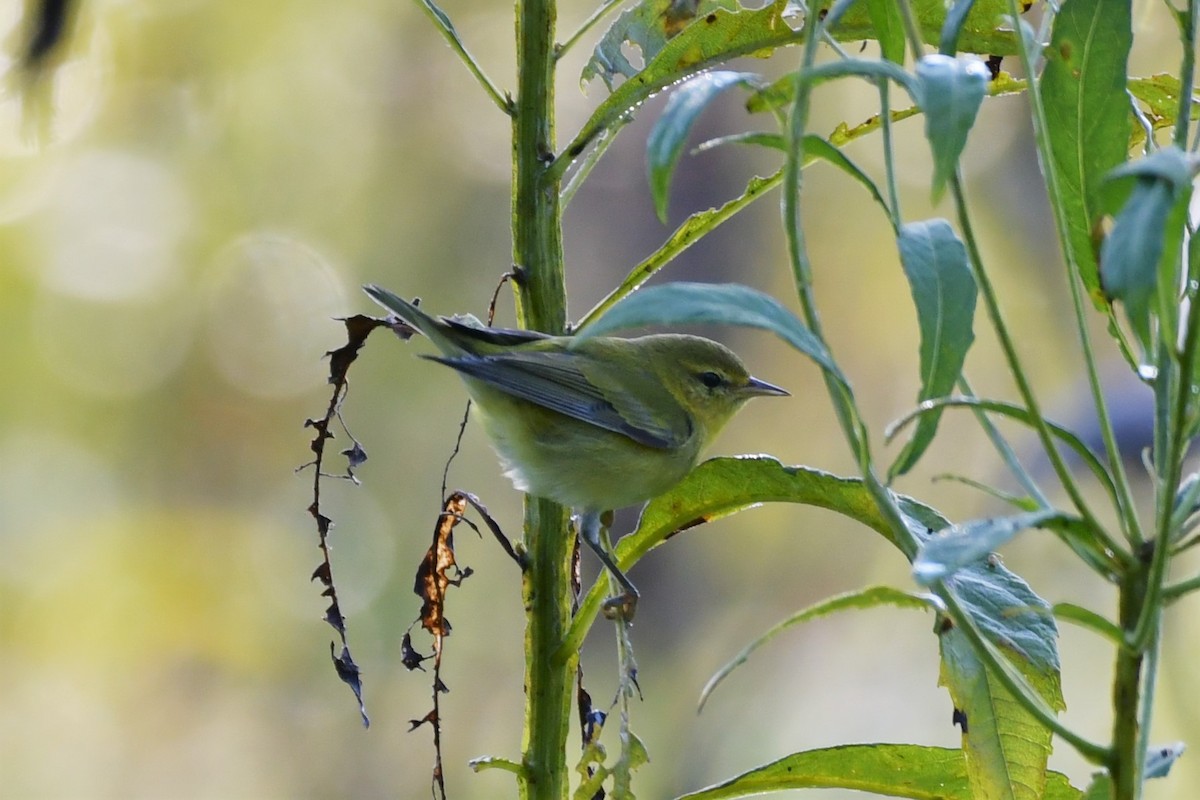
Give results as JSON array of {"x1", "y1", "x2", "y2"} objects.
[
  {"x1": 889, "y1": 219, "x2": 977, "y2": 478},
  {"x1": 676, "y1": 743, "x2": 1082, "y2": 799},
  {"x1": 699, "y1": 586, "x2": 936, "y2": 711},
  {"x1": 573, "y1": 281, "x2": 843, "y2": 383},
  {"x1": 914, "y1": 54, "x2": 989, "y2": 201},
  {"x1": 913, "y1": 510, "x2": 1065, "y2": 584},
  {"x1": 1040, "y1": 0, "x2": 1132, "y2": 308},
  {"x1": 647, "y1": 71, "x2": 761, "y2": 222}
]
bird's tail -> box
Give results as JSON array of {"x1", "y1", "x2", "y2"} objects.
[{"x1": 362, "y1": 284, "x2": 454, "y2": 347}]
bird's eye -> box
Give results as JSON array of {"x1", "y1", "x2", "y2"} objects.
[{"x1": 698, "y1": 371, "x2": 724, "y2": 389}]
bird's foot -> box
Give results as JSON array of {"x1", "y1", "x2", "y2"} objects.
[{"x1": 601, "y1": 590, "x2": 638, "y2": 622}]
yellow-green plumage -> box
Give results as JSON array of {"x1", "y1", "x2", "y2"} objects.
[{"x1": 364, "y1": 284, "x2": 787, "y2": 608}]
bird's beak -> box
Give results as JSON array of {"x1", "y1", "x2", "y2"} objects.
[{"x1": 743, "y1": 376, "x2": 789, "y2": 397}]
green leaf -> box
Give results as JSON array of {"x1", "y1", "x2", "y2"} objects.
[
  {"x1": 581, "y1": 0, "x2": 743, "y2": 91},
  {"x1": 914, "y1": 54, "x2": 989, "y2": 201},
  {"x1": 693, "y1": 133, "x2": 891, "y2": 214},
  {"x1": 867, "y1": 0, "x2": 905, "y2": 63},
  {"x1": 573, "y1": 281, "x2": 844, "y2": 384},
  {"x1": 1040, "y1": 0, "x2": 1132, "y2": 309},
  {"x1": 1082, "y1": 773, "x2": 1112, "y2": 800},
  {"x1": 699, "y1": 586, "x2": 936, "y2": 711},
  {"x1": 676, "y1": 743, "x2": 1083, "y2": 799},
  {"x1": 1104, "y1": 144, "x2": 1200, "y2": 189},
  {"x1": 889, "y1": 220, "x2": 977, "y2": 478},
  {"x1": 939, "y1": 0, "x2": 978, "y2": 55},
  {"x1": 647, "y1": 71, "x2": 761, "y2": 222},
  {"x1": 949, "y1": 561, "x2": 1062, "y2": 683},
  {"x1": 803, "y1": 134, "x2": 893, "y2": 216},
  {"x1": 912, "y1": 509, "x2": 1066, "y2": 584},
  {"x1": 1127, "y1": 73, "x2": 1200, "y2": 150},
  {"x1": 887, "y1": 396, "x2": 1120, "y2": 517},
  {"x1": 693, "y1": 131, "x2": 785, "y2": 152},
  {"x1": 577, "y1": 173, "x2": 785, "y2": 330},
  {"x1": 581, "y1": 112, "x2": 921, "y2": 330},
  {"x1": 745, "y1": 60, "x2": 918, "y2": 116},
  {"x1": 939, "y1": 562, "x2": 1064, "y2": 800},
  {"x1": 1099, "y1": 147, "x2": 1197, "y2": 354},
  {"x1": 614, "y1": 457, "x2": 944, "y2": 568},
  {"x1": 1052, "y1": 602, "x2": 1123, "y2": 645},
  {"x1": 563, "y1": 0, "x2": 1017, "y2": 172},
  {"x1": 749, "y1": 62, "x2": 1024, "y2": 116}
]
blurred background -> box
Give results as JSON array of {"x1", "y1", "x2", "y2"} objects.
[{"x1": 0, "y1": 0, "x2": 1196, "y2": 797}]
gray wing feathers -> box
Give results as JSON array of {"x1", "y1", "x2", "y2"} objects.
[{"x1": 426, "y1": 353, "x2": 680, "y2": 449}]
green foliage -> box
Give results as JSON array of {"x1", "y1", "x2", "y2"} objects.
[
  {"x1": 678, "y1": 744, "x2": 1083, "y2": 799},
  {"x1": 1100, "y1": 147, "x2": 1199, "y2": 355},
  {"x1": 375, "y1": 0, "x2": 1200, "y2": 797},
  {"x1": 645, "y1": 71, "x2": 762, "y2": 221},
  {"x1": 913, "y1": 54, "x2": 989, "y2": 201},
  {"x1": 574, "y1": 281, "x2": 842, "y2": 380},
  {"x1": 890, "y1": 219, "x2": 977, "y2": 478},
  {"x1": 1040, "y1": 0, "x2": 1133, "y2": 309}
]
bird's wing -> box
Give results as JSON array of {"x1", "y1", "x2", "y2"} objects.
[{"x1": 425, "y1": 352, "x2": 688, "y2": 450}]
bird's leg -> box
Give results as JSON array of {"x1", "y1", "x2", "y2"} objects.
[{"x1": 578, "y1": 510, "x2": 639, "y2": 620}]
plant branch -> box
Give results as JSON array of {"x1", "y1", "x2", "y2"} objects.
[
  {"x1": 416, "y1": 0, "x2": 513, "y2": 116},
  {"x1": 556, "y1": 0, "x2": 627, "y2": 59}
]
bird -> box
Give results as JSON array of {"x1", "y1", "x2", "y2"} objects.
[{"x1": 364, "y1": 284, "x2": 788, "y2": 615}]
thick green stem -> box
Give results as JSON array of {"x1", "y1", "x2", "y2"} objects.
[
  {"x1": 513, "y1": 0, "x2": 572, "y2": 797},
  {"x1": 1111, "y1": 570, "x2": 1148, "y2": 800}
]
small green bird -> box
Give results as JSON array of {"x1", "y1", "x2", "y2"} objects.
[{"x1": 364, "y1": 284, "x2": 788, "y2": 614}]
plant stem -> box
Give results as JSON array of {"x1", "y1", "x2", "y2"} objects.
[
  {"x1": 1004, "y1": 0, "x2": 1144, "y2": 545},
  {"x1": 513, "y1": 0, "x2": 573, "y2": 796},
  {"x1": 947, "y1": 171, "x2": 1127, "y2": 561},
  {"x1": 1111, "y1": 569, "x2": 1149, "y2": 800}
]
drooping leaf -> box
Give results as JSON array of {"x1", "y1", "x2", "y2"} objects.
[
  {"x1": 1099, "y1": 147, "x2": 1197, "y2": 354},
  {"x1": 939, "y1": 0, "x2": 978, "y2": 55},
  {"x1": 889, "y1": 220, "x2": 977, "y2": 478},
  {"x1": 699, "y1": 586, "x2": 937, "y2": 711},
  {"x1": 676, "y1": 743, "x2": 1082, "y2": 799},
  {"x1": 938, "y1": 561, "x2": 1063, "y2": 800},
  {"x1": 1040, "y1": 0, "x2": 1132, "y2": 308},
  {"x1": 912, "y1": 509, "x2": 1066, "y2": 584},
  {"x1": 913, "y1": 54, "x2": 990, "y2": 201},
  {"x1": 886, "y1": 395, "x2": 1120, "y2": 517},
  {"x1": 573, "y1": 281, "x2": 844, "y2": 384},
  {"x1": 580, "y1": 121, "x2": 903, "y2": 331},
  {"x1": 799, "y1": 135, "x2": 892, "y2": 217},
  {"x1": 647, "y1": 71, "x2": 762, "y2": 221},
  {"x1": 866, "y1": 0, "x2": 905, "y2": 63}
]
